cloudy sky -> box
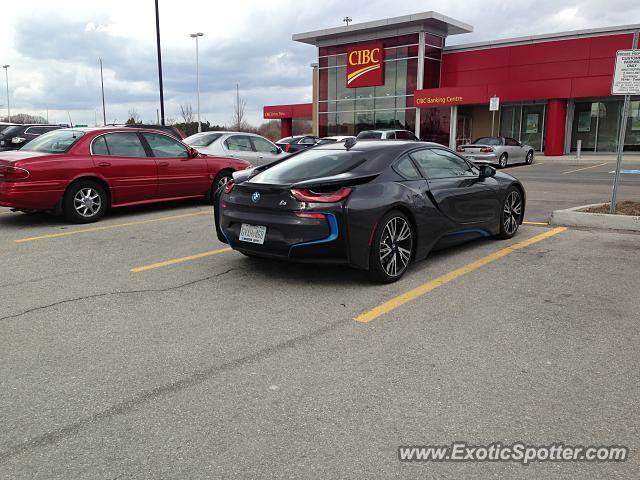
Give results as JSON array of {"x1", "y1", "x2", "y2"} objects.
[{"x1": 0, "y1": 0, "x2": 638, "y2": 127}]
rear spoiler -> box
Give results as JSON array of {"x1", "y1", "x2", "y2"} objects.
[{"x1": 291, "y1": 171, "x2": 379, "y2": 189}]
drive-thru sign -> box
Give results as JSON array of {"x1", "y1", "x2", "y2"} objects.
[{"x1": 610, "y1": 46, "x2": 640, "y2": 213}]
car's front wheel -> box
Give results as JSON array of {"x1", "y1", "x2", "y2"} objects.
[
  {"x1": 525, "y1": 150, "x2": 534, "y2": 165},
  {"x1": 498, "y1": 153, "x2": 508, "y2": 169},
  {"x1": 496, "y1": 187, "x2": 523, "y2": 239},
  {"x1": 368, "y1": 210, "x2": 413, "y2": 283},
  {"x1": 63, "y1": 180, "x2": 108, "y2": 224}
]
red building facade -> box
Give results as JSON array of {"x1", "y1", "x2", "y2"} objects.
[{"x1": 264, "y1": 13, "x2": 640, "y2": 156}]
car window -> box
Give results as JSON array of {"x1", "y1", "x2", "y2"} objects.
[
  {"x1": 25, "y1": 127, "x2": 44, "y2": 135},
  {"x1": 396, "y1": 130, "x2": 417, "y2": 140},
  {"x1": 142, "y1": 132, "x2": 188, "y2": 157},
  {"x1": 225, "y1": 135, "x2": 254, "y2": 152},
  {"x1": 505, "y1": 138, "x2": 519, "y2": 146},
  {"x1": 44, "y1": 126, "x2": 61, "y2": 133},
  {"x1": 100, "y1": 132, "x2": 148, "y2": 157},
  {"x1": 276, "y1": 137, "x2": 299, "y2": 144},
  {"x1": 394, "y1": 155, "x2": 422, "y2": 179},
  {"x1": 473, "y1": 137, "x2": 502, "y2": 146},
  {"x1": 356, "y1": 131, "x2": 383, "y2": 139},
  {"x1": 251, "y1": 136, "x2": 278, "y2": 153},
  {"x1": 92, "y1": 136, "x2": 110, "y2": 155},
  {"x1": 20, "y1": 129, "x2": 85, "y2": 153},
  {"x1": 251, "y1": 150, "x2": 365, "y2": 185},
  {"x1": 300, "y1": 136, "x2": 317, "y2": 145},
  {"x1": 186, "y1": 133, "x2": 221, "y2": 147},
  {"x1": 387, "y1": 131, "x2": 396, "y2": 139},
  {"x1": 410, "y1": 148, "x2": 477, "y2": 178}
]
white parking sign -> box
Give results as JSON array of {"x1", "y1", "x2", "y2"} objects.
[{"x1": 612, "y1": 50, "x2": 640, "y2": 95}]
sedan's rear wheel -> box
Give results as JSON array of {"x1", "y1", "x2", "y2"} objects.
[
  {"x1": 63, "y1": 180, "x2": 108, "y2": 224},
  {"x1": 368, "y1": 210, "x2": 413, "y2": 283},
  {"x1": 496, "y1": 187, "x2": 523, "y2": 239}
]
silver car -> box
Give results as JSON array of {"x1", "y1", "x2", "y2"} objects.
[
  {"x1": 457, "y1": 136, "x2": 534, "y2": 168},
  {"x1": 183, "y1": 131, "x2": 286, "y2": 166}
]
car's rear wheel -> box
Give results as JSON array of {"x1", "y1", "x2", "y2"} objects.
[
  {"x1": 209, "y1": 169, "x2": 234, "y2": 203},
  {"x1": 525, "y1": 150, "x2": 534, "y2": 165},
  {"x1": 63, "y1": 180, "x2": 108, "y2": 224},
  {"x1": 498, "y1": 153, "x2": 508, "y2": 169},
  {"x1": 496, "y1": 187, "x2": 523, "y2": 239},
  {"x1": 368, "y1": 210, "x2": 413, "y2": 283}
]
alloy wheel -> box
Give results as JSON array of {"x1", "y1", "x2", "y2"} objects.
[
  {"x1": 526, "y1": 151, "x2": 533, "y2": 164},
  {"x1": 217, "y1": 175, "x2": 232, "y2": 189},
  {"x1": 74, "y1": 188, "x2": 102, "y2": 218},
  {"x1": 379, "y1": 216, "x2": 412, "y2": 278},
  {"x1": 499, "y1": 154, "x2": 508, "y2": 168},
  {"x1": 503, "y1": 190, "x2": 522, "y2": 235}
]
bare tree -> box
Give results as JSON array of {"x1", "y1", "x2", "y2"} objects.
[
  {"x1": 230, "y1": 84, "x2": 248, "y2": 131},
  {"x1": 180, "y1": 103, "x2": 194, "y2": 124},
  {"x1": 1, "y1": 113, "x2": 48, "y2": 124},
  {"x1": 125, "y1": 108, "x2": 141, "y2": 125}
]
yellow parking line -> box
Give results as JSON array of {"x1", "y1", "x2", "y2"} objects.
[
  {"x1": 562, "y1": 162, "x2": 608, "y2": 175},
  {"x1": 354, "y1": 227, "x2": 567, "y2": 323},
  {"x1": 14, "y1": 211, "x2": 210, "y2": 244},
  {"x1": 131, "y1": 247, "x2": 231, "y2": 272},
  {"x1": 523, "y1": 221, "x2": 548, "y2": 225}
]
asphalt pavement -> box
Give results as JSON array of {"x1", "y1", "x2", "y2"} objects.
[{"x1": 0, "y1": 158, "x2": 639, "y2": 479}]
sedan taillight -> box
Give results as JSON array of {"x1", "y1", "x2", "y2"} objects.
[
  {"x1": 480, "y1": 147, "x2": 495, "y2": 153},
  {"x1": 290, "y1": 187, "x2": 352, "y2": 203},
  {"x1": 223, "y1": 179, "x2": 235, "y2": 194},
  {"x1": 0, "y1": 165, "x2": 30, "y2": 181}
]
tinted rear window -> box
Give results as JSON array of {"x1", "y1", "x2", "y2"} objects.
[
  {"x1": 21, "y1": 129, "x2": 85, "y2": 153},
  {"x1": 357, "y1": 131, "x2": 383, "y2": 139},
  {"x1": 473, "y1": 137, "x2": 502, "y2": 145},
  {"x1": 0, "y1": 126, "x2": 22, "y2": 138},
  {"x1": 185, "y1": 133, "x2": 221, "y2": 147},
  {"x1": 250, "y1": 149, "x2": 364, "y2": 185}
]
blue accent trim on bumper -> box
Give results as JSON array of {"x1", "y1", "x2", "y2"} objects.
[
  {"x1": 448, "y1": 228, "x2": 490, "y2": 237},
  {"x1": 288, "y1": 213, "x2": 338, "y2": 256}
]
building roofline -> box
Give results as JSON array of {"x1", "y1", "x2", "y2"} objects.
[
  {"x1": 293, "y1": 11, "x2": 472, "y2": 46},
  {"x1": 445, "y1": 23, "x2": 640, "y2": 52}
]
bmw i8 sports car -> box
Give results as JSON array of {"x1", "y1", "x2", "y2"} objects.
[{"x1": 215, "y1": 140, "x2": 525, "y2": 283}]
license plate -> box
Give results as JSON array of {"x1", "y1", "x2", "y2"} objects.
[
  {"x1": 239, "y1": 223, "x2": 267, "y2": 244},
  {"x1": 467, "y1": 156, "x2": 475, "y2": 160}
]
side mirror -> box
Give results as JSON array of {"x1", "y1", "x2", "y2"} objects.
[
  {"x1": 479, "y1": 165, "x2": 496, "y2": 179},
  {"x1": 274, "y1": 146, "x2": 282, "y2": 154},
  {"x1": 188, "y1": 147, "x2": 199, "y2": 158}
]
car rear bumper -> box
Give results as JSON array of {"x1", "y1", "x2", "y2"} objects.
[
  {"x1": 0, "y1": 181, "x2": 64, "y2": 210},
  {"x1": 462, "y1": 153, "x2": 498, "y2": 165},
  {"x1": 217, "y1": 204, "x2": 349, "y2": 263}
]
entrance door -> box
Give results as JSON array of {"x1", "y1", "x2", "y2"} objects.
[{"x1": 456, "y1": 114, "x2": 472, "y2": 147}]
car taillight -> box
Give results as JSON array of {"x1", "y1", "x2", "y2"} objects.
[
  {"x1": 294, "y1": 212, "x2": 326, "y2": 219},
  {"x1": 480, "y1": 147, "x2": 495, "y2": 153},
  {"x1": 223, "y1": 180, "x2": 235, "y2": 194},
  {"x1": 285, "y1": 144, "x2": 291, "y2": 153},
  {"x1": 456, "y1": 146, "x2": 465, "y2": 152},
  {"x1": 290, "y1": 187, "x2": 352, "y2": 203},
  {"x1": 0, "y1": 165, "x2": 30, "y2": 181}
]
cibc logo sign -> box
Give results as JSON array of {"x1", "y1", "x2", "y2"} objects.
[{"x1": 346, "y1": 42, "x2": 384, "y2": 88}]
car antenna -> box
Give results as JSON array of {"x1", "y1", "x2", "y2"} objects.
[
  {"x1": 67, "y1": 112, "x2": 77, "y2": 138},
  {"x1": 344, "y1": 137, "x2": 357, "y2": 151}
]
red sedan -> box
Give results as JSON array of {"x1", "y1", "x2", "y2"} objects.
[{"x1": 0, "y1": 127, "x2": 251, "y2": 223}]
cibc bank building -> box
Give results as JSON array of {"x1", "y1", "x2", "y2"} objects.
[{"x1": 263, "y1": 11, "x2": 640, "y2": 156}]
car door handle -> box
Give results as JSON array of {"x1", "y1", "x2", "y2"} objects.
[
  {"x1": 258, "y1": 155, "x2": 264, "y2": 159},
  {"x1": 159, "y1": 161, "x2": 170, "y2": 167},
  {"x1": 98, "y1": 162, "x2": 111, "y2": 167}
]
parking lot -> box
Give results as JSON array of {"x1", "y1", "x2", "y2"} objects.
[{"x1": 1, "y1": 158, "x2": 639, "y2": 478}]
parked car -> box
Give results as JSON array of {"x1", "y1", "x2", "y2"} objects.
[
  {"x1": 0, "y1": 127, "x2": 250, "y2": 223},
  {"x1": 215, "y1": 140, "x2": 525, "y2": 283},
  {"x1": 356, "y1": 129, "x2": 419, "y2": 141},
  {"x1": 0, "y1": 124, "x2": 64, "y2": 151},
  {"x1": 275, "y1": 135, "x2": 320, "y2": 153},
  {"x1": 184, "y1": 131, "x2": 286, "y2": 167},
  {"x1": 115, "y1": 124, "x2": 186, "y2": 140},
  {"x1": 457, "y1": 136, "x2": 534, "y2": 168},
  {"x1": 317, "y1": 135, "x2": 356, "y2": 145}
]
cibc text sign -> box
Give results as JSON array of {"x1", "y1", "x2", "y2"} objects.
[{"x1": 612, "y1": 50, "x2": 640, "y2": 95}]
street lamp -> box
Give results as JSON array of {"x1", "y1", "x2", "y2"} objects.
[
  {"x1": 2, "y1": 65, "x2": 10, "y2": 123},
  {"x1": 190, "y1": 32, "x2": 204, "y2": 133}
]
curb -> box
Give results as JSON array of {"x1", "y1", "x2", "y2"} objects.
[{"x1": 550, "y1": 203, "x2": 640, "y2": 232}]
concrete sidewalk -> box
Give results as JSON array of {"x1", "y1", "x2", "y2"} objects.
[{"x1": 537, "y1": 153, "x2": 640, "y2": 164}]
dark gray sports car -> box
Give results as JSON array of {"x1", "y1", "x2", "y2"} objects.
[{"x1": 215, "y1": 140, "x2": 525, "y2": 283}]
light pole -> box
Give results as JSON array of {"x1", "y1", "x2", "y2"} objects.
[
  {"x1": 99, "y1": 58, "x2": 106, "y2": 126},
  {"x1": 154, "y1": 0, "x2": 165, "y2": 126},
  {"x1": 190, "y1": 32, "x2": 204, "y2": 133},
  {"x1": 2, "y1": 65, "x2": 10, "y2": 123}
]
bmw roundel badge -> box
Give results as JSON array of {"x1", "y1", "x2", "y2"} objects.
[{"x1": 251, "y1": 192, "x2": 261, "y2": 203}]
